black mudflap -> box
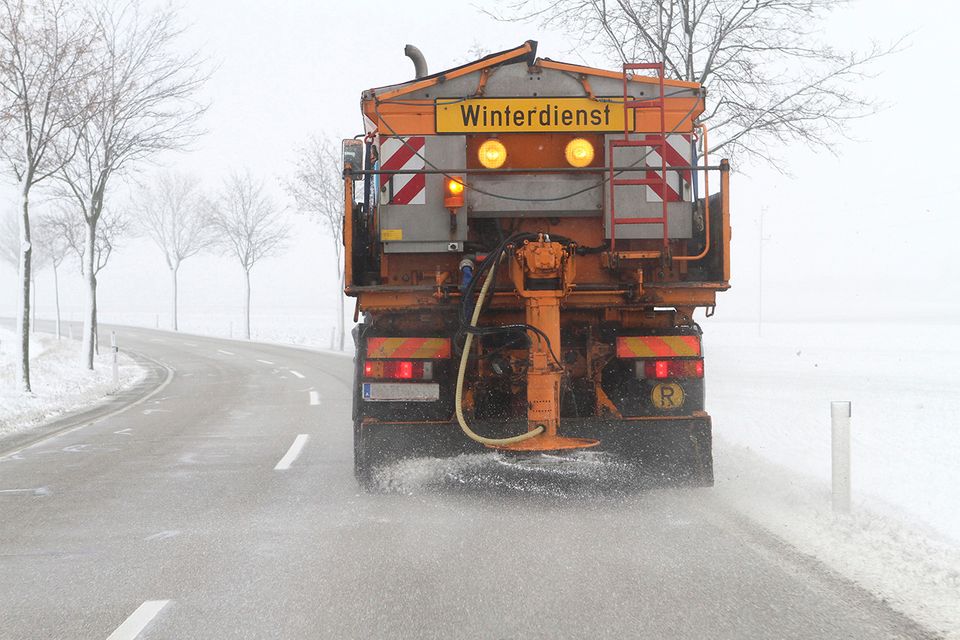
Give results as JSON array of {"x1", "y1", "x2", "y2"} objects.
[{"x1": 353, "y1": 416, "x2": 713, "y2": 490}]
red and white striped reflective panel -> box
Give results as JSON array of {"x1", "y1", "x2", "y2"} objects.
[
  {"x1": 380, "y1": 136, "x2": 426, "y2": 205},
  {"x1": 643, "y1": 134, "x2": 693, "y2": 203}
]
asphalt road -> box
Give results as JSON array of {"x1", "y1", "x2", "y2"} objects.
[{"x1": 0, "y1": 324, "x2": 939, "y2": 639}]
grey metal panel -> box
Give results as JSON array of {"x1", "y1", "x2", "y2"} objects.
[
  {"x1": 482, "y1": 63, "x2": 585, "y2": 97},
  {"x1": 375, "y1": 61, "x2": 700, "y2": 103},
  {"x1": 603, "y1": 133, "x2": 693, "y2": 240},
  {"x1": 467, "y1": 174, "x2": 602, "y2": 218},
  {"x1": 385, "y1": 240, "x2": 464, "y2": 254},
  {"x1": 380, "y1": 136, "x2": 467, "y2": 253}
]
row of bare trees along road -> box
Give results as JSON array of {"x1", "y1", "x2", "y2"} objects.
[
  {"x1": 2, "y1": 0, "x2": 347, "y2": 394},
  {"x1": 1, "y1": 0, "x2": 205, "y2": 392}
]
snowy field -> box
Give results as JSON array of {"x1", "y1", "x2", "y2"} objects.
[
  {"x1": 0, "y1": 328, "x2": 145, "y2": 439},
  {"x1": 98, "y1": 310, "x2": 347, "y2": 350},
  {"x1": 707, "y1": 321, "x2": 960, "y2": 637},
  {"x1": 706, "y1": 321, "x2": 959, "y2": 542}
]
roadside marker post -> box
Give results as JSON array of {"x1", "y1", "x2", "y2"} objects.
[
  {"x1": 111, "y1": 331, "x2": 119, "y2": 386},
  {"x1": 831, "y1": 401, "x2": 851, "y2": 514}
]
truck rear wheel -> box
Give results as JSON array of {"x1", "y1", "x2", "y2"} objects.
[{"x1": 353, "y1": 420, "x2": 377, "y2": 491}]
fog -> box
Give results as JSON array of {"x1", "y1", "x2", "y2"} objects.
[{"x1": 1, "y1": 0, "x2": 957, "y2": 326}]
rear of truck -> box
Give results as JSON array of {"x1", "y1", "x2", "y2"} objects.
[{"x1": 342, "y1": 41, "x2": 731, "y2": 488}]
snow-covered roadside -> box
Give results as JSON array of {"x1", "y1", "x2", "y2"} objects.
[
  {"x1": 98, "y1": 310, "x2": 354, "y2": 358},
  {"x1": 0, "y1": 328, "x2": 146, "y2": 440},
  {"x1": 715, "y1": 445, "x2": 960, "y2": 639},
  {"x1": 100, "y1": 310, "x2": 348, "y2": 351},
  {"x1": 706, "y1": 320, "x2": 960, "y2": 638},
  {"x1": 706, "y1": 320, "x2": 960, "y2": 542}
]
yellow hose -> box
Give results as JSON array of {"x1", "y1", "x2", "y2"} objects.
[{"x1": 455, "y1": 255, "x2": 544, "y2": 446}]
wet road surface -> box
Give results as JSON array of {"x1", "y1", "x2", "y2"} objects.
[{"x1": 0, "y1": 324, "x2": 939, "y2": 639}]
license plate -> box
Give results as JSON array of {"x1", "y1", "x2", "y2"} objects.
[{"x1": 362, "y1": 382, "x2": 440, "y2": 402}]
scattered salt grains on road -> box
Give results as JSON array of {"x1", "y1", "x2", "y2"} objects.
[{"x1": 0, "y1": 328, "x2": 145, "y2": 440}]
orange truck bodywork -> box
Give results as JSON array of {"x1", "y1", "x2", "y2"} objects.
[{"x1": 345, "y1": 42, "x2": 730, "y2": 487}]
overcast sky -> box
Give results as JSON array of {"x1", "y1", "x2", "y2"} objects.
[{"x1": 2, "y1": 0, "x2": 958, "y2": 333}]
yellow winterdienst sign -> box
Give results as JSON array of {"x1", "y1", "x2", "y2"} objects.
[{"x1": 435, "y1": 97, "x2": 633, "y2": 133}]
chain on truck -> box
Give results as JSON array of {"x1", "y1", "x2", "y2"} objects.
[{"x1": 341, "y1": 41, "x2": 731, "y2": 489}]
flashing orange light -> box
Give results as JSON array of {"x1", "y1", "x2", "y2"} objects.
[
  {"x1": 564, "y1": 138, "x2": 595, "y2": 167},
  {"x1": 478, "y1": 139, "x2": 507, "y2": 169},
  {"x1": 444, "y1": 176, "x2": 465, "y2": 208}
]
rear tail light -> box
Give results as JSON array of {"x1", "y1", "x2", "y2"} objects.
[
  {"x1": 364, "y1": 360, "x2": 433, "y2": 380},
  {"x1": 636, "y1": 359, "x2": 703, "y2": 379}
]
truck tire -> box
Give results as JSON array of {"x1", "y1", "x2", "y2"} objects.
[
  {"x1": 351, "y1": 328, "x2": 377, "y2": 491},
  {"x1": 353, "y1": 419, "x2": 377, "y2": 492}
]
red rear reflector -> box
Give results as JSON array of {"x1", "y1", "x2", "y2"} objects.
[
  {"x1": 654, "y1": 360, "x2": 669, "y2": 379},
  {"x1": 639, "y1": 359, "x2": 703, "y2": 379},
  {"x1": 363, "y1": 360, "x2": 433, "y2": 380}
]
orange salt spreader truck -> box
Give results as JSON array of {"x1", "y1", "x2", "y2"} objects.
[{"x1": 342, "y1": 42, "x2": 731, "y2": 489}]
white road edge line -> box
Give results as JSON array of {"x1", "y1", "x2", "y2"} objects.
[
  {"x1": 0, "y1": 353, "x2": 175, "y2": 461},
  {"x1": 274, "y1": 434, "x2": 309, "y2": 471},
  {"x1": 106, "y1": 599, "x2": 170, "y2": 640},
  {"x1": 217, "y1": 349, "x2": 235, "y2": 356},
  {"x1": 309, "y1": 390, "x2": 320, "y2": 406},
  {"x1": 289, "y1": 370, "x2": 305, "y2": 379},
  {"x1": 256, "y1": 359, "x2": 275, "y2": 365}
]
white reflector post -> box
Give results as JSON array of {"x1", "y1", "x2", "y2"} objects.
[
  {"x1": 111, "y1": 331, "x2": 119, "y2": 386},
  {"x1": 831, "y1": 401, "x2": 852, "y2": 514}
]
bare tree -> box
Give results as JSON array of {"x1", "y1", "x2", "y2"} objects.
[
  {"x1": 58, "y1": 0, "x2": 207, "y2": 369},
  {"x1": 4, "y1": 209, "x2": 48, "y2": 332},
  {"x1": 135, "y1": 172, "x2": 211, "y2": 331},
  {"x1": 285, "y1": 135, "x2": 346, "y2": 351},
  {"x1": 33, "y1": 210, "x2": 71, "y2": 338},
  {"x1": 488, "y1": 0, "x2": 900, "y2": 165},
  {"x1": 44, "y1": 204, "x2": 128, "y2": 352},
  {"x1": 27, "y1": 222, "x2": 49, "y2": 331},
  {"x1": 0, "y1": 0, "x2": 93, "y2": 391},
  {"x1": 210, "y1": 171, "x2": 289, "y2": 340}
]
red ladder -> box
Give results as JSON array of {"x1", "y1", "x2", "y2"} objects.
[{"x1": 608, "y1": 62, "x2": 669, "y2": 253}]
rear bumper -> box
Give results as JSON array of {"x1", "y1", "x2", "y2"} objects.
[{"x1": 358, "y1": 414, "x2": 712, "y2": 467}]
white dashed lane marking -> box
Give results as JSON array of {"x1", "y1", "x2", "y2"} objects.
[
  {"x1": 144, "y1": 530, "x2": 180, "y2": 542},
  {"x1": 217, "y1": 349, "x2": 235, "y2": 356},
  {"x1": 105, "y1": 600, "x2": 170, "y2": 640},
  {"x1": 289, "y1": 370, "x2": 305, "y2": 379},
  {"x1": 0, "y1": 487, "x2": 49, "y2": 496},
  {"x1": 309, "y1": 390, "x2": 320, "y2": 406},
  {"x1": 256, "y1": 359, "x2": 275, "y2": 365},
  {"x1": 274, "y1": 435, "x2": 309, "y2": 471}
]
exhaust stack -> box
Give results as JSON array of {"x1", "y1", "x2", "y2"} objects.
[{"x1": 404, "y1": 44, "x2": 428, "y2": 79}]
